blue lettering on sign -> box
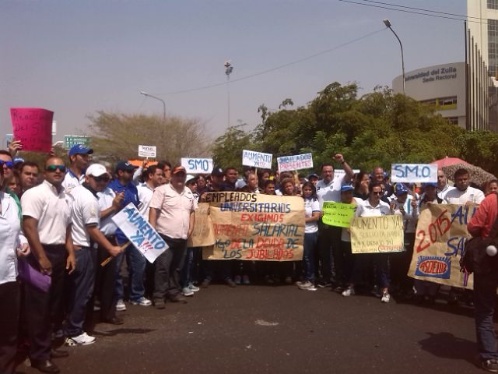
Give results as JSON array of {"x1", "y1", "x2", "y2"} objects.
[
  {"x1": 188, "y1": 159, "x2": 210, "y2": 172},
  {"x1": 393, "y1": 164, "x2": 432, "y2": 179},
  {"x1": 125, "y1": 209, "x2": 166, "y2": 250}
]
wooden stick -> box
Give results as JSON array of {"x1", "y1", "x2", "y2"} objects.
[{"x1": 100, "y1": 242, "x2": 130, "y2": 267}]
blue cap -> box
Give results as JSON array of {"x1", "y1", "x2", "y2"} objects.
[
  {"x1": 395, "y1": 183, "x2": 409, "y2": 196},
  {"x1": 68, "y1": 144, "x2": 93, "y2": 157},
  {"x1": 211, "y1": 166, "x2": 224, "y2": 177},
  {"x1": 115, "y1": 161, "x2": 135, "y2": 172},
  {"x1": 423, "y1": 182, "x2": 437, "y2": 188},
  {"x1": 13, "y1": 157, "x2": 24, "y2": 164},
  {"x1": 341, "y1": 184, "x2": 354, "y2": 192},
  {"x1": 308, "y1": 173, "x2": 319, "y2": 180}
]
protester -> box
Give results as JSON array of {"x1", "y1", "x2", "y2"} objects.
[
  {"x1": 0, "y1": 164, "x2": 28, "y2": 374},
  {"x1": 21, "y1": 157, "x2": 75, "y2": 374},
  {"x1": 436, "y1": 169, "x2": 454, "y2": 200},
  {"x1": 19, "y1": 161, "x2": 40, "y2": 194},
  {"x1": 483, "y1": 179, "x2": 498, "y2": 196},
  {"x1": 444, "y1": 168, "x2": 484, "y2": 205},
  {"x1": 62, "y1": 144, "x2": 93, "y2": 194},
  {"x1": 149, "y1": 166, "x2": 197, "y2": 309},
  {"x1": 467, "y1": 191, "x2": 498, "y2": 372},
  {"x1": 6, "y1": 170, "x2": 21, "y2": 197},
  {"x1": 353, "y1": 171, "x2": 370, "y2": 200}
]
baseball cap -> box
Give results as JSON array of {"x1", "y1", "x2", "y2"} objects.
[
  {"x1": 211, "y1": 166, "x2": 224, "y2": 177},
  {"x1": 69, "y1": 144, "x2": 93, "y2": 157},
  {"x1": 86, "y1": 163, "x2": 108, "y2": 177},
  {"x1": 308, "y1": 173, "x2": 319, "y2": 180},
  {"x1": 340, "y1": 184, "x2": 354, "y2": 192},
  {"x1": 423, "y1": 182, "x2": 438, "y2": 188},
  {"x1": 13, "y1": 157, "x2": 24, "y2": 165},
  {"x1": 172, "y1": 165, "x2": 187, "y2": 175},
  {"x1": 395, "y1": 183, "x2": 409, "y2": 196},
  {"x1": 115, "y1": 161, "x2": 135, "y2": 172}
]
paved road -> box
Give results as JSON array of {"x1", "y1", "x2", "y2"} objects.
[{"x1": 20, "y1": 284, "x2": 484, "y2": 374}]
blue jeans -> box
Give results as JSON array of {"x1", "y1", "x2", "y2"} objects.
[
  {"x1": 474, "y1": 270, "x2": 498, "y2": 360},
  {"x1": 126, "y1": 244, "x2": 146, "y2": 302},
  {"x1": 181, "y1": 247, "x2": 195, "y2": 288},
  {"x1": 303, "y1": 232, "x2": 318, "y2": 282},
  {"x1": 114, "y1": 252, "x2": 125, "y2": 301}
]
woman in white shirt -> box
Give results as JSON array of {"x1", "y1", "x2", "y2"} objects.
[
  {"x1": 296, "y1": 182, "x2": 320, "y2": 291},
  {"x1": 0, "y1": 165, "x2": 28, "y2": 374}
]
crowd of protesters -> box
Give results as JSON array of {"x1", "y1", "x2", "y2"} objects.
[{"x1": 0, "y1": 141, "x2": 497, "y2": 374}]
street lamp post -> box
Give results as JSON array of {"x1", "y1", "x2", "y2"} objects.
[
  {"x1": 140, "y1": 91, "x2": 166, "y2": 120},
  {"x1": 224, "y1": 61, "x2": 234, "y2": 128},
  {"x1": 383, "y1": 19, "x2": 405, "y2": 94}
]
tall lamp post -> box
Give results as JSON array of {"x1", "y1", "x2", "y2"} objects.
[
  {"x1": 383, "y1": 19, "x2": 405, "y2": 94},
  {"x1": 140, "y1": 91, "x2": 166, "y2": 120},
  {"x1": 225, "y1": 60, "x2": 234, "y2": 128}
]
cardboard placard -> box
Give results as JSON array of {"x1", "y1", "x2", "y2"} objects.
[
  {"x1": 10, "y1": 108, "x2": 53, "y2": 153},
  {"x1": 351, "y1": 215, "x2": 405, "y2": 254}
]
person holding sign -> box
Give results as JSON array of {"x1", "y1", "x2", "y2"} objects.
[
  {"x1": 316, "y1": 155, "x2": 354, "y2": 289},
  {"x1": 353, "y1": 182, "x2": 392, "y2": 303},
  {"x1": 149, "y1": 166, "x2": 197, "y2": 309}
]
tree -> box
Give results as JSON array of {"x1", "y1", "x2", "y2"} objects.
[
  {"x1": 87, "y1": 111, "x2": 212, "y2": 163},
  {"x1": 211, "y1": 126, "x2": 257, "y2": 170}
]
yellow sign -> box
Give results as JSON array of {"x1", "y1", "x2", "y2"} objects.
[
  {"x1": 322, "y1": 202, "x2": 357, "y2": 228},
  {"x1": 200, "y1": 192, "x2": 305, "y2": 261},
  {"x1": 350, "y1": 215, "x2": 404, "y2": 254}
]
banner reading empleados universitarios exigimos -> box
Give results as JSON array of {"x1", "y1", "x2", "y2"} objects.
[
  {"x1": 408, "y1": 204, "x2": 477, "y2": 289},
  {"x1": 200, "y1": 192, "x2": 305, "y2": 261}
]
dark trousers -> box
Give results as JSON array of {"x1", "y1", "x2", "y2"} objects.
[
  {"x1": 94, "y1": 239, "x2": 118, "y2": 322},
  {"x1": 0, "y1": 281, "x2": 20, "y2": 374},
  {"x1": 474, "y1": 270, "x2": 498, "y2": 361},
  {"x1": 390, "y1": 233, "x2": 415, "y2": 293},
  {"x1": 317, "y1": 224, "x2": 341, "y2": 284},
  {"x1": 25, "y1": 245, "x2": 66, "y2": 361},
  {"x1": 153, "y1": 236, "x2": 187, "y2": 300},
  {"x1": 65, "y1": 247, "x2": 96, "y2": 337}
]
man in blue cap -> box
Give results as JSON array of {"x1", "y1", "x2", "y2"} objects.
[{"x1": 63, "y1": 144, "x2": 93, "y2": 194}]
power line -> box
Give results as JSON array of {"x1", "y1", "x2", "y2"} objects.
[
  {"x1": 338, "y1": 0, "x2": 488, "y2": 24},
  {"x1": 152, "y1": 27, "x2": 385, "y2": 96}
]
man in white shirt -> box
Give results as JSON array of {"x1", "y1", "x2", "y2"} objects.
[
  {"x1": 62, "y1": 144, "x2": 93, "y2": 194},
  {"x1": 137, "y1": 165, "x2": 164, "y2": 218},
  {"x1": 316, "y1": 154, "x2": 354, "y2": 288},
  {"x1": 444, "y1": 168, "x2": 485, "y2": 205},
  {"x1": 65, "y1": 164, "x2": 123, "y2": 346},
  {"x1": 21, "y1": 157, "x2": 75, "y2": 373},
  {"x1": 437, "y1": 169, "x2": 454, "y2": 200}
]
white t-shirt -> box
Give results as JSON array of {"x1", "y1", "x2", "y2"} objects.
[
  {"x1": 316, "y1": 178, "x2": 341, "y2": 209},
  {"x1": 62, "y1": 169, "x2": 84, "y2": 195},
  {"x1": 444, "y1": 186, "x2": 485, "y2": 205},
  {"x1": 97, "y1": 187, "x2": 118, "y2": 237},
  {"x1": 304, "y1": 198, "x2": 320, "y2": 234},
  {"x1": 437, "y1": 184, "x2": 454, "y2": 200},
  {"x1": 70, "y1": 185, "x2": 100, "y2": 247},
  {"x1": 356, "y1": 199, "x2": 391, "y2": 217},
  {"x1": 21, "y1": 180, "x2": 72, "y2": 245},
  {"x1": 137, "y1": 182, "x2": 155, "y2": 219},
  {"x1": 0, "y1": 192, "x2": 26, "y2": 284}
]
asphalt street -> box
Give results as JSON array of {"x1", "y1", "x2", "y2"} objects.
[{"x1": 19, "y1": 284, "x2": 485, "y2": 374}]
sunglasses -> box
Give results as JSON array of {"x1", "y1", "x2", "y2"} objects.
[
  {"x1": 372, "y1": 191, "x2": 383, "y2": 195},
  {"x1": 0, "y1": 161, "x2": 14, "y2": 169},
  {"x1": 46, "y1": 165, "x2": 66, "y2": 173},
  {"x1": 93, "y1": 175, "x2": 110, "y2": 183}
]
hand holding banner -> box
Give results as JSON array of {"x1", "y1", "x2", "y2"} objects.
[
  {"x1": 242, "y1": 150, "x2": 272, "y2": 169},
  {"x1": 138, "y1": 145, "x2": 157, "y2": 158},
  {"x1": 322, "y1": 202, "x2": 357, "y2": 228}
]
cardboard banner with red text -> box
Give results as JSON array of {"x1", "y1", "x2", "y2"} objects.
[
  {"x1": 350, "y1": 215, "x2": 405, "y2": 254},
  {"x1": 408, "y1": 204, "x2": 477, "y2": 289},
  {"x1": 200, "y1": 192, "x2": 305, "y2": 261}
]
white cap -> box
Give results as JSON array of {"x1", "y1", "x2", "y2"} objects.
[{"x1": 85, "y1": 163, "x2": 108, "y2": 177}]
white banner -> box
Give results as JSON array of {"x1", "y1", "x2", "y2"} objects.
[
  {"x1": 391, "y1": 164, "x2": 437, "y2": 183},
  {"x1": 138, "y1": 145, "x2": 157, "y2": 158},
  {"x1": 242, "y1": 150, "x2": 272, "y2": 169},
  {"x1": 112, "y1": 203, "x2": 168, "y2": 263},
  {"x1": 277, "y1": 153, "x2": 313, "y2": 172},
  {"x1": 181, "y1": 158, "x2": 214, "y2": 174}
]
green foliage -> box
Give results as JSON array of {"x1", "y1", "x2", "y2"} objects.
[
  {"x1": 456, "y1": 131, "x2": 498, "y2": 176},
  {"x1": 211, "y1": 126, "x2": 255, "y2": 170}
]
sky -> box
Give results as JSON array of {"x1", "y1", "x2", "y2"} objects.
[{"x1": 0, "y1": 0, "x2": 467, "y2": 145}]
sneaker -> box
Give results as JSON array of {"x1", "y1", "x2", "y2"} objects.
[
  {"x1": 342, "y1": 287, "x2": 355, "y2": 297},
  {"x1": 298, "y1": 281, "x2": 317, "y2": 291},
  {"x1": 242, "y1": 275, "x2": 251, "y2": 285},
  {"x1": 65, "y1": 332, "x2": 95, "y2": 346},
  {"x1": 225, "y1": 278, "x2": 237, "y2": 288},
  {"x1": 381, "y1": 292, "x2": 391, "y2": 303},
  {"x1": 188, "y1": 283, "x2": 200, "y2": 292},
  {"x1": 317, "y1": 281, "x2": 332, "y2": 288},
  {"x1": 481, "y1": 359, "x2": 498, "y2": 373},
  {"x1": 182, "y1": 287, "x2": 194, "y2": 297},
  {"x1": 116, "y1": 299, "x2": 126, "y2": 311},
  {"x1": 130, "y1": 297, "x2": 152, "y2": 306},
  {"x1": 154, "y1": 299, "x2": 165, "y2": 309},
  {"x1": 234, "y1": 275, "x2": 242, "y2": 285}
]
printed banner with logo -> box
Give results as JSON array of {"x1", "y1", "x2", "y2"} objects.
[
  {"x1": 199, "y1": 192, "x2": 305, "y2": 261},
  {"x1": 408, "y1": 204, "x2": 477, "y2": 289}
]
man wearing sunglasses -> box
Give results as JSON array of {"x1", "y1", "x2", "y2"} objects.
[
  {"x1": 65, "y1": 164, "x2": 123, "y2": 346},
  {"x1": 62, "y1": 144, "x2": 94, "y2": 195},
  {"x1": 0, "y1": 150, "x2": 22, "y2": 218},
  {"x1": 21, "y1": 157, "x2": 75, "y2": 374}
]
